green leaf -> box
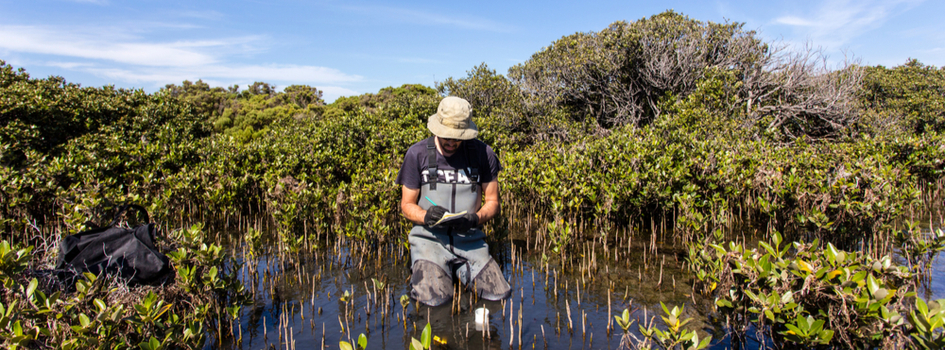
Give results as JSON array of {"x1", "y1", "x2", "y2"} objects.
[
  {"x1": 796, "y1": 316, "x2": 811, "y2": 331},
  {"x1": 758, "y1": 241, "x2": 776, "y2": 257},
  {"x1": 26, "y1": 278, "x2": 38, "y2": 298},
  {"x1": 867, "y1": 274, "x2": 880, "y2": 294},
  {"x1": 929, "y1": 300, "x2": 943, "y2": 315},
  {"x1": 339, "y1": 341, "x2": 353, "y2": 350},
  {"x1": 836, "y1": 251, "x2": 847, "y2": 264},
  {"x1": 784, "y1": 323, "x2": 804, "y2": 336},
  {"x1": 810, "y1": 318, "x2": 825, "y2": 334},
  {"x1": 94, "y1": 299, "x2": 107, "y2": 312},
  {"x1": 825, "y1": 243, "x2": 839, "y2": 264},
  {"x1": 82, "y1": 272, "x2": 97, "y2": 283},
  {"x1": 819, "y1": 330, "x2": 835, "y2": 343},
  {"x1": 410, "y1": 338, "x2": 424, "y2": 350},
  {"x1": 710, "y1": 244, "x2": 727, "y2": 256},
  {"x1": 660, "y1": 301, "x2": 672, "y2": 315},
  {"x1": 147, "y1": 336, "x2": 161, "y2": 350},
  {"x1": 771, "y1": 231, "x2": 782, "y2": 249},
  {"x1": 358, "y1": 333, "x2": 368, "y2": 349},
  {"x1": 694, "y1": 336, "x2": 712, "y2": 350},
  {"x1": 715, "y1": 298, "x2": 733, "y2": 308},
  {"x1": 421, "y1": 322, "x2": 432, "y2": 349}
]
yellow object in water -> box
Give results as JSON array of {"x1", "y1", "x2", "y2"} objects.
[{"x1": 433, "y1": 335, "x2": 447, "y2": 345}]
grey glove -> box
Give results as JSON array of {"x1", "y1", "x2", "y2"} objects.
[
  {"x1": 450, "y1": 212, "x2": 479, "y2": 233},
  {"x1": 423, "y1": 206, "x2": 449, "y2": 226}
]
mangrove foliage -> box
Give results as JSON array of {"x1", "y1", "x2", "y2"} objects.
[{"x1": 1, "y1": 10, "x2": 944, "y2": 349}]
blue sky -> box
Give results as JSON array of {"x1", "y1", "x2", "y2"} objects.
[{"x1": 1, "y1": 0, "x2": 943, "y2": 102}]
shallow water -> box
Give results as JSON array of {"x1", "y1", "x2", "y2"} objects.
[
  {"x1": 914, "y1": 214, "x2": 945, "y2": 302},
  {"x1": 213, "y1": 230, "x2": 710, "y2": 349},
  {"x1": 213, "y1": 211, "x2": 945, "y2": 349}
]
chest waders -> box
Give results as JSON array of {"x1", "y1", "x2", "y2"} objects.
[{"x1": 408, "y1": 137, "x2": 504, "y2": 306}]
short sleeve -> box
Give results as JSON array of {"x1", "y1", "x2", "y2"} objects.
[
  {"x1": 395, "y1": 147, "x2": 422, "y2": 189},
  {"x1": 482, "y1": 144, "x2": 502, "y2": 183}
]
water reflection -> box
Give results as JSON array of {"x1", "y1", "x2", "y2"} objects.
[
  {"x1": 213, "y1": 208, "x2": 945, "y2": 349},
  {"x1": 913, "y1": 212, "x2": 945, "y2": 301},
  {"x1": 214, "y1": 225, "x2": 709, "y2": 349}
]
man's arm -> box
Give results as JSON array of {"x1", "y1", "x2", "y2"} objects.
[
  {"x1": 400, "y1": 186, "x2": 427, "y2": 225},
  {"x1": 401, "y1": 181, "x2": 500, "y2": 226},
  {"x1": 476, "y1": 180, "x2": 500, "y2": 224}
]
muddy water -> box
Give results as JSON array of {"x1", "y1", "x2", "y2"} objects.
[
  {"x1": 214, "y1": 211, "x2": 945, "y2": 349},
  {"x1": 214, "y1": 229, "x2": 711, "y2": 349}
]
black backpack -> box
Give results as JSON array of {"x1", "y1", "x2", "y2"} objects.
[{"x1": 56, "y1": 204, "x2": 171, "y2": 285}]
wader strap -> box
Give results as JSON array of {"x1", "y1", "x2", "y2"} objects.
[
  {"x1": 426, "y1": 137, "x2": 438, "y2": 190},
  {"x1": 464, "y1": 141, "x2": 480, "y2": 192}
]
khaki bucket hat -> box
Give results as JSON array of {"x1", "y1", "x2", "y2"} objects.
[{"x1": 428, "y1": 96, "x2": 478, "y2": 140}]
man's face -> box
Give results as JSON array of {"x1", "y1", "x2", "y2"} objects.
[{"x1": 438, "y1": 137, "x2": 462, "y2": 155}]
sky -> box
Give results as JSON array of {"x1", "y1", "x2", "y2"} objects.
[{"x1": 1, "y1": 0, "x2": 943, "y2": 102}]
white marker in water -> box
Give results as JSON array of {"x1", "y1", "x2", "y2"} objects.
[{"x1": 474, "y1": 307, "x2": 489, "y2": 330}]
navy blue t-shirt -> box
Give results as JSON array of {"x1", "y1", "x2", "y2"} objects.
[{"x1": 395, "y1": 137, "x2": 502, "y2": 190}]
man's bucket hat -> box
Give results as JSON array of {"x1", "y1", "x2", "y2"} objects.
[{"x1": 428, "y1": 96, "x2": 478, "y2": 140}]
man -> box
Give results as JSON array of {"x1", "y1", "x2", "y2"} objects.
[{"x1": 395, "y1": 96, "x2": 512, "y2": 307}]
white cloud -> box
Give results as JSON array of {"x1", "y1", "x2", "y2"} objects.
[
  {"x1": 395, "y1": 57, "x2": 443, "y2": 64},
  {"x1": 53, "y1": 64, "x2": 362, "y2": 101},
  {"x1": 771, "y1": 0, "x2": 924, "y2": 47},
  {"x1": 0, "y1": 22, "x2": 362, "y2": 101},
  {"x1": 179, "y1": 10, "x2": 224, "y2": 21},
  {"x1": 46, "y1": 61, "x2": 95, "y2": 69},
  {"x1": 318, "y1": 86, "x2": 361, "y2": 102},
  {"x1": 341, "y1": 5, "x2": 513, "y2": 32},
  {"x1": 63, "y1": 0, "x2": 108, "y2": 5},
  {"x1": 0, "y1": 25, "x2": 218, "y2": 66},
  {"x1": 914, "y1": 47, "x2": 945, "y2": 66},
  {"x1": 0, "y1": 24, "x2": 361, "y2": 82},
  {"x1": 84, "y1": 64, "x2": 361, "y2": 85},
  {"x1": 134, "y1": 21, "x2": 205, "y2": 30},
  {"x1": 214, "y1": 65, "x2": 361, "y2": 83},
  {"x1": 773, "y1": 16, "x2": 815, "y2": 27}
]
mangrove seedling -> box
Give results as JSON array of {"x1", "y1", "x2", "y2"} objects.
[{"x1": 340, "y1": 333, "x2": 368, "y2": 350}]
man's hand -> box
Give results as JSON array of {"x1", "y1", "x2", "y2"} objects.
[
  {"x1": 450, "y1": 212, "x2": 479, "y2": 233},
  {"x1": 423, "y1": 206, "x2": 449, "y2": 226}
]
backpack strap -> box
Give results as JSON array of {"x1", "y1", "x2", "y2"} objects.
[{"x1": 426, "y1": 137, "x2": 438, "y2": 190}]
